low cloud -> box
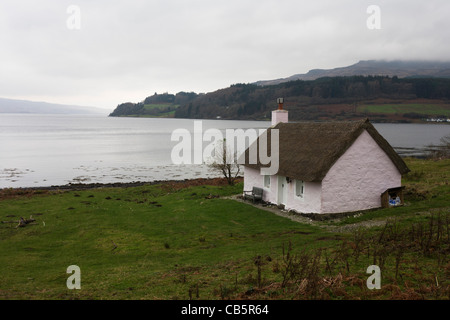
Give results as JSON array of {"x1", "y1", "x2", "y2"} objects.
[{"x1": 0, "y1": 0, "x2": 449, "y2": 108}]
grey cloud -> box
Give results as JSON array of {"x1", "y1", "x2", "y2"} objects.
[{"x1": 0, "y1": 0, "x2": 449, "y2": 108}]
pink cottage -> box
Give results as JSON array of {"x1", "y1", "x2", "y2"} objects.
[{"x1": 242, "y1": 101, "x2": 410, "y2": 214}]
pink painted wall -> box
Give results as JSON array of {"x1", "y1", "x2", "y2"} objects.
[
  {"x1": 284, "y1": 180, "x2": 322, "y2": 213},
  {"x1": 321, "y1": 130, "x2": 402, "y2": 213}
]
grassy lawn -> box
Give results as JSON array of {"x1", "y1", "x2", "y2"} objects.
[
  {"x1": 358, "y1": 103, "x2": 450, "y2": 117},
  {"x1": 0, "y1": 158, "x2": 449, "y2": 300},
  {"x1": 0, "y1": 182, "x2": 330, "y2": 299},
  {"x1": 142, "y1": 103, "x2": 179, "y2": 118},
  {"x1": 143, "y1": 103, "x2": 178, "y2": 110}
]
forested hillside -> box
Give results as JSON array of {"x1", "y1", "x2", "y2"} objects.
[
  {"x1": 110, "y1": 76, "x2": 450, "y2": 122},
  {"x1": 109, "y1": 92, "x2": 198, "y2": 117}
]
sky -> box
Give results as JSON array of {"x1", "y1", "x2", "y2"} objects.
[{"x1": 1, "y1": 0, "x2": 449, "y2": 110}]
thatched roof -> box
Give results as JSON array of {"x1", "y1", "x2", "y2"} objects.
[{"x1": 243, "y1": 118, "x2": 410, "y2": 182}]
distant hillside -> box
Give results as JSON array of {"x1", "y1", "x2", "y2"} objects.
[
  {"x1": 173, "y1": 76, "x2": 450, "y2": 122},
  {"x1": 110, "y1": 76, "x2": 450, "y2": 122},
  {"x1": 110, "y1": 60, "x2": 450, "y2": 122},
  {"x1": 0, "y1": 97, "x2": 108, "y2": 115},
  {"x1": 109, "y1": 92, "x2": 199, "y2": 117},
  {"x1": 255, "y1": 60, "x2": 450, "y2": 86}
]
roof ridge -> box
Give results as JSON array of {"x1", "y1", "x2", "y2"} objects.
[{"x1": 243, "y1": 119, "x2": 409, "y2": 181}]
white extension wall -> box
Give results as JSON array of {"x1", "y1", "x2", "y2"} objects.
[
  {"x1": 243, "y1": 166, "x2": 322, "y2": 213},
  {"x1": 243, "y1": 167, "x2": 277, "y2": 204},
  {"x1": 320, "y1": 130, "x2": 402, "y2": 213},
  {"x1": 243, "y1": 167, "x2": 261, "y2": 192}
]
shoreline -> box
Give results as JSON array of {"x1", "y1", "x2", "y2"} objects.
[
  {"x1": 110, "y1": 114, "x2": 450, "y2": 124},
  {"x1": 0, "y1": 176, "x2": 244, "y2": 192}
]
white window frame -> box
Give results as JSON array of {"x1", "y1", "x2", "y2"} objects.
[
  {"x1": 263, "y1": 175, "x2": 271, "y2": 189},
  {"x1": 295, "y1": 180, "x2": 304, "y2": 199}
]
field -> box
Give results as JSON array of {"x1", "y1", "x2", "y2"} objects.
[
  {"x1": 0, "y1": 158, "x2": 449, "y2": 300},
  {"x1": 120, "y1": 103, "x2": 179, "y2": 118},
  {"x1": 143, "y1": 103, "x2": 179, "y2": 118},
  {"x1": 357, "y1": 103, "x2": 450, "y2": 117}
]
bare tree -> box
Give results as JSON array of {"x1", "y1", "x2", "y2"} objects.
[{"x1": 207, "y1": 139, "x2": 241, "y2": 185}]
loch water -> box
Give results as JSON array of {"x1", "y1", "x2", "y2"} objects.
[{"x1": 0, "y1": 114, "x2": 448, "y2": 188}]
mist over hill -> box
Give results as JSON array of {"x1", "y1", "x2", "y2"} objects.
[
  {"x1": 255, "y1": 60, "x2": 450, "y2": 86},
  {"x1": 110, "y1": 60, "x2": 450, "y2": 122},
  {"x1": 0, "y1": 97, "x2": 109, "y2": 115}
]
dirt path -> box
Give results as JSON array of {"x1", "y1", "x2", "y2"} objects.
[{"x1": 225, "y1": 195, "x2": 447, "y2": 234}]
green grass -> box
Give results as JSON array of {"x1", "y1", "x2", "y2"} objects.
[
  {"x1": 358, "y1": 103, "x2": 450, "y2": 117},
  {"x1": 142, "y1": 104, "x2": 179, "y2": 118},
  {"x1": 143, "y1": 103, "x2": 179, "y2": 110},
  {"x1": 0, "y1": 182, "x2": 330, "y2": 299},
  {"x1": 0, "y1": 158, "x2": 449, "y2": 300}
]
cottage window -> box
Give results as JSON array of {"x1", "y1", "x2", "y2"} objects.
[
  {"x1": 295, "y1": 180, "x2": 304, "y2": 198},
  {"x1": 264, "y1": 175, "x2": 271, "y2": 188}
]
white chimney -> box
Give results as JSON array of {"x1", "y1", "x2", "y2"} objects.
[{"x1": 271, "y1": 97, "x2": 288, "y2": 126}]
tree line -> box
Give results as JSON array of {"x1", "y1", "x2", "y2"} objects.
[
  {"x1": 110, "y1": 76, "x2": 450, "y2": 120},
  {"x1": 109, "y1": 92, "x2": 199, "y2": 117}
]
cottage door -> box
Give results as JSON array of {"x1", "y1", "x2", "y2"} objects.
[{"x1": 277, "y1": 176, "x2": 288, "y2": 205}]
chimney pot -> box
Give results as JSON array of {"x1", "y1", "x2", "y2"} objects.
[
  {"x1": 272, "y1": 98, "x2": 288, "y2": 126},
  {"x1": 277, "y1": 98, "x2": 284, "y2": 110}
]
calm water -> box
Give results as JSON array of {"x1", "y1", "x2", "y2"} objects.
[
  {"x1": 0, "y1": 114, "x2": 269, "y2": 188},
  {"x1": 0, "y1": 114, "x2": 449, "y2": 188}
]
